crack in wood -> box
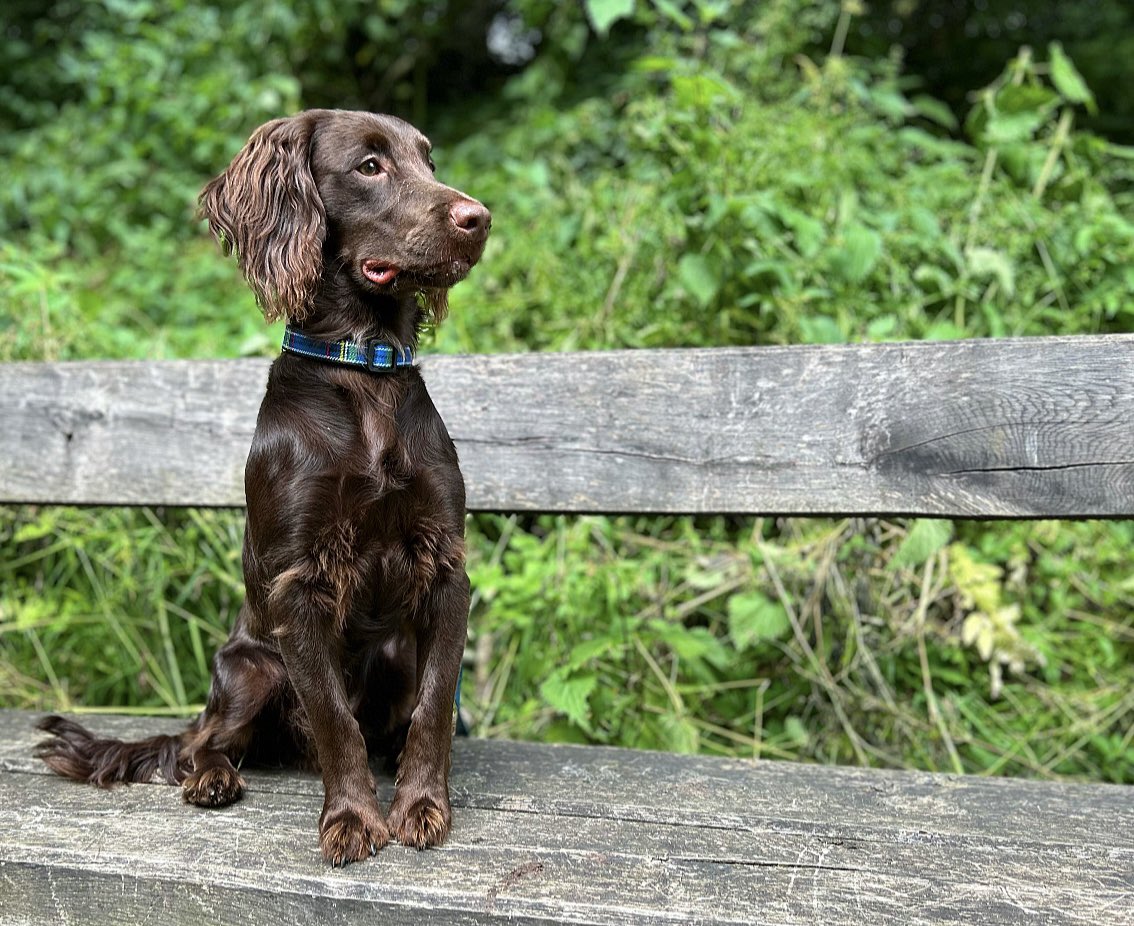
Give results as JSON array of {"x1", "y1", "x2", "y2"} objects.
[
  {"x1": 940, "y1": 460, "x2": 1134, "y2": 476},
  {"x1": 870, "y1": 420, "x2": 1102, "y2": 467},
  {"x1": 476, "y1": 799, "x2": 754, "y2": 832},
  {"x1": 656, "y1": 856, "x2": 866, "y2": 873},
  {"x1": 484, "y1": 859, "x2": 545, "y2": 913},
  {"x1": 456, "y1": 436, "x2": 786, "y2": 470},
  {"x1": 457, "y1": 436, "x2": 712, "y2": 466},
  {"x1": 46, "y1": 407, "x2": 105, "y2": 443},
  {"x1": 869, "y1": 424, "x2": 1018, "y2": 463}
]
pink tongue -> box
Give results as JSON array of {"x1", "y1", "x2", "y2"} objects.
[{"x1": 363, "y1": 262, "x2": 398, "y2": 285}]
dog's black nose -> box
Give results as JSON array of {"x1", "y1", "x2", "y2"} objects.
[{"x1": 449, "y1": 199, "x2": 491, "y2": 238}]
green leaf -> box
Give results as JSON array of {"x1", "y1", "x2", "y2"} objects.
[
  {"x1": 633, "y1": 56, "x2": 678, "y2": 72},
  {"x1": 866, "y1": 315, "x2": 897, "y2": 340},
  {"x1": 783, "y1": 716, "x2": 810, "y2": 747},
  {"x1": 866, "y1": 86, "x2": 912, "y2": 121},
  {"x1": 891, "y1": 519, "x2": 954, "y2": 570},
  {"x1": 650, "y1": 0, "x2": 692, "y2": 30},
  {"x1": 585, "y1": 0, "x2": 635, "y2": 37},
  {"x1": 727, "y1": 592, "x2": 791, "y2": 650},
  {"x1": 799, "y1": 315, "x2": 844, "y2": 344},
  {"x1": 13, "y1": 510, "x2": 60, "y2": 543},
  {"x1": 672, "y1": 73, "x2": 740, "y2": 107},
  {"x1": 829, "y1": 225, "x2": 882, "y2": 283},
  {"x1": 648, "y1": 621, "x2": 729, "y2": 666},
  {"x1": 568, "y1": 636, "x2": 624, "y2": 669},
  {"x1": 984, "y1": 109, "x2": 1046, "y2": 145},
  {"x1": 1049, "y1": 42, "x2": 1096, "y2": 112},
  {"x1": 540, "y1": 672, "x2": 597, "y2": 731},
  {"x1": 965, "y1": 247, "x2": 1016, "y2": 297},
  {"x1": 656, "y1": 714, "x2": 699, "y2": 753},
  {"x1": 924, "y1": 321, "x2": 966, "y2": 341},
  {"x1": 543, "y1": 721, "x2": 592, "y2": 745},
  {"x1": 910, "y1": 94, "x2": 958, "y2": 130},
  {"x1": 778, "y1": 208, "x2": 826, "y2": 257},
  {"x1": 678, "y1": 253, "x2": 720, "y2": 307}
]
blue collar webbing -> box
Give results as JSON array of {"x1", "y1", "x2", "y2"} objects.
[{"x1": 281, "y1": 326, "x2": 414, "y2": 373}]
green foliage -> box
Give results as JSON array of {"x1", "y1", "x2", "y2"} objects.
[
  {"x1": 0, "y1": 0, "x2": 515, "y2": 360},
  {"x1": 1, "y1": 0, "x2": 1132, "y2": 784},
  {"x1": 584, "y1": 0, "x2": 636, "y2": 37},
  {"x1": 433, "y1": 18, "x2": 1134, "y2": 354},
  {"x1": 890, "y1": 519, "x2": 954, "y2": 570},
  {"x1": 727, "y1": 591, "x2": 791, "y2": 650},
  {"x1": 463, "y1": 514, "x2": 1134, "y2": 777},
  {"x1": 0, "y1": 506, "x2": 241, "y2": 710},
  {"x1": 3, "y1": 2, "x2": 300, "y2": 255},
  {"x1": 850, "y1": 0, "x2": 1134, "y2": 143}
]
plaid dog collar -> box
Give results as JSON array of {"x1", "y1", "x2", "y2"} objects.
[{"x1": 281, "y1": 326, "x2": 414, "y2": 373}]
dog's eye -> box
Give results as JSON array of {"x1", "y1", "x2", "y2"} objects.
[
  {"x1": 357, "y1": 158, "x2": 383, "y2": 177},
  {"x1": 428, "y1": 156, "x2": 436, "y2": 174}
]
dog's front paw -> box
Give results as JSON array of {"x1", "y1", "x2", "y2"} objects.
[
  {"x1": 182, "y1": 766, "x2": 245, "y2": 807},
  {"x1": 388, "y1": 788, "x2": 451, "y2": 849},
  {"x1": 320, "y1": 805, "x2": 390, "y2": 866}
]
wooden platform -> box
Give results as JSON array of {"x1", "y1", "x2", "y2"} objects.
[{"x1": 1, "y1": 710, "x2": 1130, "y2": 924}]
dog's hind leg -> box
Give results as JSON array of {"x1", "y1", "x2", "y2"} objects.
[
  {"x1": 180, "y1": 611, "x2": 288, "y2": 808},
  {"x1": 36, "y1": 610, "x2": 280, "y2": 793}
]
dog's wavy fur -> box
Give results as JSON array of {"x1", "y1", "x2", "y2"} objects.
[{"x1": 36, "y1": 110, "x2": 490, "y2": 865}]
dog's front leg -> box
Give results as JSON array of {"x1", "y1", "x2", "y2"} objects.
[
  {"x1": 388, "y1": 568, "x2": 469, "y2": 848},
  {"x1": 276, "y1": 619, "x2": 388, "y2": 865}
]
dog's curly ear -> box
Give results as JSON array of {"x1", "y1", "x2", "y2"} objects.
[{"x1": 199, "y1": 112, "x2": 326, "y2": 323}]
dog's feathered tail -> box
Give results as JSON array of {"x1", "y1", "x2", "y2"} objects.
[{"x1": 35, "y1": 715, "x2": 189, "y2": 787}]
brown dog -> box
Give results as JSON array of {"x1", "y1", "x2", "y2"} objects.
[{"x1": 36, "y1": 109, "x2": 490, "y2": 866}]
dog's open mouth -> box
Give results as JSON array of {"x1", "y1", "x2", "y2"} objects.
[
  {"x1": 363, "y1": 257, "x2": 478, "y2": 290},
  {"x1": 361, "y1": 260, "x2": 399, "y2": 286}
]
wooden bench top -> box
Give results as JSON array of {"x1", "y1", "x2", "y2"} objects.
[
  {"x1": 1, "y1": 710, "x2": 1131, "y2": 924},
  {"x1": 3, "y1": 334, "x2": 1134, "y2": 517}
]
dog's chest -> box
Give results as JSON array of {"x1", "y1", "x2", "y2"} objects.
[
  {"x1": 328, "y1": 375, "x2": 464, "y2": 604},
  {"x1": 354, "y1": 400, "x2": 411, "y2": 490}
]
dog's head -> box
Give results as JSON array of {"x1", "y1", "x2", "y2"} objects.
[{"x1": 199, "y1": 109, "x2": 490, "y2": 324}]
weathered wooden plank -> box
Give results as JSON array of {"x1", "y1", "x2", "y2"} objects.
[
  {"x1": 1, "y1": 711, "x2": 1131, "y2": 926},
  {"x1": 3, "y1": 335, "x2": 1133, "y2": 516},
  {"x1": 3, "y1": 764, "x2": 1131, "y2": 894},
  {"x1": 3, "y1": 776, "x2": 1131, "y2": 926},
  {"x1": 4, "y1": 712, "x2": 1132, "y2": 851},
  {"x1": 0, "y1": 359, "x2": 267, "y2": 509}
]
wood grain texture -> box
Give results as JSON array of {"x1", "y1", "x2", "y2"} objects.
[
  {"x1": 1, "y1": 711, "x2": 1131, "y2": 925},
  {"x1": 3, "y1": 335, "x2": 1133, "y2": 516}
]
